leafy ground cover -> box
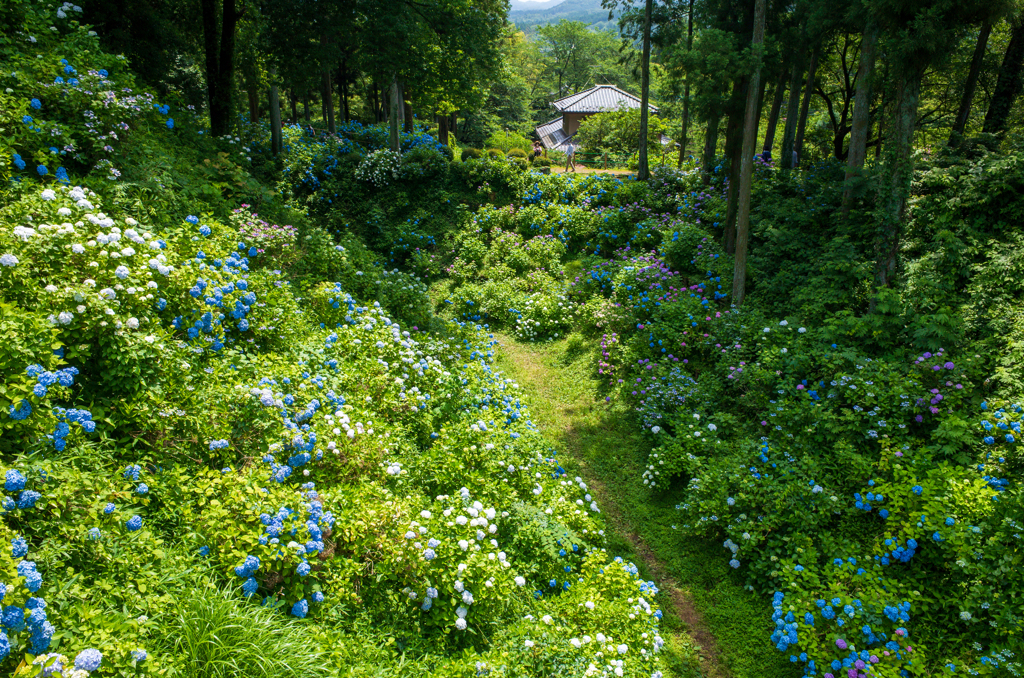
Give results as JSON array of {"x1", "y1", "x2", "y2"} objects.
[
  {"x1": 3, "y1": 2, "x2": 1024, "y2": 677},
  {"x1": 0, "y1": 4, "x2": 669, "y2": 677}
]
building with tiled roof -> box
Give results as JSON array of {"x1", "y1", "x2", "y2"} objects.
[{"x1": 535, "y1": 84, "x2": 659, "y2": 150}]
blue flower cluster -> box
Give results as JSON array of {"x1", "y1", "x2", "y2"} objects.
[
  {"x1": 2, "y1": 470, "x2": 41, "y2": 512},
  {"x1": 770, "y1": 592, "x2": 800, "y2": 651},
  {"x1": 880, "y1": 537, "x2": 917, "y2": 564},
  {"x1": 173, "y1": 249, "x2": 257, "y2": 347},
  {"x1": 50, "y1": 407, "x2": 95, "y2": 451},
  {"x1": 26, "y1": 363, "x2": 79, "y2": 399},
  {"x1": 7, "y1": 399, "x2": 32, "y2": 420},
  {"x1": 208, "y1": 439, "x2": 229, "y2": 450}
]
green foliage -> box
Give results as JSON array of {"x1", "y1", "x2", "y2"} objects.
[
  {"x1": 461, "y1": 147, "x2": 484, "y2": 161},
  {"x1": 159, "y1": 585, "x2": 332, "y2": 678},
  {"x1": 574, "y1": 109, "x2": 669, "y2": 157},
  {"x1": 487, "y1": 132, "x2": 532, "y2": 154}
]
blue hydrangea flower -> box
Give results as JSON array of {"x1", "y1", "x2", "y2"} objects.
[
  {"x1": 88, "y1": 528, "x2": 101, "y2": 540},
  {"x1": 166, "y1": 118, "x2": 174, "y2": 129},
  {"x1": 291, "y1": 599, "x2": 308, "y2": 618},
  {"x1": 199, "y1": 546, "x2": 210, "y2": 556},
  {"x1": 75, "y1": 649, "x2": 102, "y2": 672},
  {"x1": 242, "y1": 577, "x2": 258, "y2": 597},
  {"x1": 126, "y1": 515, "x2": 143, "y2": 532},
  {"x1": 136, "y1": 484, "x2": 149, "y2": 495},
  {"x1": 11, "y1": 537, "x2": 28, "y2": 559},
  {"x1": 132, "y1": 649, "x2": 147, "y2": 663},
  {"x1": 3, "y1": 606, "x2": 25, "y2": 632},
  {"x1": 5, "y1": 471, "x2": 26, "y2": 493},
  {"x1": 17, "y1": 491, "x2": 41, "y2": 509},
  {"x1": 185, "y1": 215, "x2": 199, "y2": 225},
  {"x1": 312, "y1": 591, "x2": 324, "y2": 603},
  {"x1": 36, "y1": 165, "x2": 47, "y2": 176},
  {"x1": 30, "y1": 98, "x2": 41, "y2": 110},
  {"x1": 22, "y1": 115, "x2": 32, "y2": 124},
  {"x1": 12, "y1": 154, "x2": 26, "y2": 171},
  {"x1": 297, "y1": 561, "x2": 311, "y2": 577},
  {"x1": 17, "y1": 561, "x2": 42, "y2": 592},
  {"x1": 104, "y1": 503, "x2": 116, "y2": 514},
  {"x1": 8, "y1": 400, "x2": 31, "y2": 420}
]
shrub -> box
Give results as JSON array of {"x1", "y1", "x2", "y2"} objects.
[
  {"x1": 533, "y1": 157, "x2": 552, "y2": 168},
  {"x1": 400, "y1": 145, "x2": 450, "y2": 181},
  {"x1": 460, "y1": 147, "x2": 483, "y2": 162},
  {"x1": 485, "y1": 131, "x2": 532, "y2": 154},
  {"x1": 507, "y1": 148, "x2": 528, "y2": 159},
  {"x1": 486, "y1": 148, "x2": 504, "y2": 159}
]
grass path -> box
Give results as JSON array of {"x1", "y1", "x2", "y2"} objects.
[{"x1": 490, "y1": 333, "x2": 792, "y2": 678}]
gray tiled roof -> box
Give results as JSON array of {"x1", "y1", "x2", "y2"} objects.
[
  {"x1": 551, "y1": 85, "x2": 659, "y2": 113},
  {"x1": 536, "y1": 116, "x2": 572, "y2": 150}
]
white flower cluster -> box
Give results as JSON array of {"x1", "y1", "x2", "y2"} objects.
[{"x1": 354, "y1": 149, "x2": 401, "y2": 188}]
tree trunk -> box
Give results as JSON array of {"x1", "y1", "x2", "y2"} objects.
[
  {"x1": 842, "y1": 20, "x2": 878, "y2": 214},
  {"x1": 723, "y1": 77, "x2": 747, "y2": 254},
  {"x1": 701, "y1": 111, "x2": 720, "y2": 184},
  {"x1": 762, "y1": 75, "x2": 786, "y2": 155},
  {"x1": 873, "y1": 67, "x2": 924, "y2": 293},
  {"x1": 269, "y1": 66, "x2": 282, "y2": 155},
  {"x1": 723, "y1": 116, "x2": 742, "y2": 254},
  {"x1": 732, "y1": 0, "x2": 767, "y2": 306},
  {"x1": 950, "y1": 19, "x2": 992, "y2": 142},
  {"x1": 389, "y1": 77, "x2": 402, "y2": 153},
  {"x1": 403, "y1": 83, "x2": 414, "y2": 133},
  {"x1": 303, "y1": 90, "x2": 310, "y2": 123},
  {"x1": 983, "y1": 17, "x2": 1024, "y2": 137},
  {"x1": 780, "y1": 63, "x2": 801, "y2": 169},
  {"x1": 678, "y1": 0, "x2": 695, "y2": 168},
  {"x1": 290, "y1": 89, "x2": 297, "y2": 124},
  {"x1": 200, "y1": 0, "x2": 241, "y2": 137},
  {"x1": 247, "y1": 87, "x2": 259, "y2": 124},
  {"x1": 794, "y1": 44, "x2": 819, "y2": 164},
  {"x1": 438, "y1": 113, "x2": 449, "y2": 146},
  {"x1": 340, "y1": 61, "x2": 350, "y2": 123},
  {"x1": 637, "y1": 0, "x2": 654, "y2": 180},
  {"x1": 875, "y1": 63, "x2": 886, "y2": 162},
  {"x1": 322, "y1": 69, "x2": 335, "y2": 134},
  {"x1": 450, "y1": 112, "x2": 458, "y2": 144}
]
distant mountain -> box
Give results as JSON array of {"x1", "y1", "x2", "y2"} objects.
[
  {"x1": 509, "y1": 0, "x2": 612, "y2": 31},
  {"x1": 509, "y1": 0, "x2": 568, "y2": 11}
]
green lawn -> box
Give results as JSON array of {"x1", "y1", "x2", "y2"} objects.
[{"x1": 490, "y1": 332, "x2": 793, "y2": 678}]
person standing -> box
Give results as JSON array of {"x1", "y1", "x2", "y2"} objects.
[{"x1": 565, "y1": 140, "x2": 577, "y2": 173}]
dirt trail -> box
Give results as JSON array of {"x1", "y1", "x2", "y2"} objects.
[{"x1": 493, "y1": 335, "x2": 729, "y2": 678}]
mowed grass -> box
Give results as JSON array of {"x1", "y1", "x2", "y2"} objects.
[{"x1": 490, "y1": 332, "x2": 793, "y2": 678}]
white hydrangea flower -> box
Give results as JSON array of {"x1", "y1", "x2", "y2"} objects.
[
  {"x1": 0, "y1": 254, "x2": 18, "y2": 267},
  {"x1": 41, "y1": 189, "x2": 56, "y2": 201}
]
